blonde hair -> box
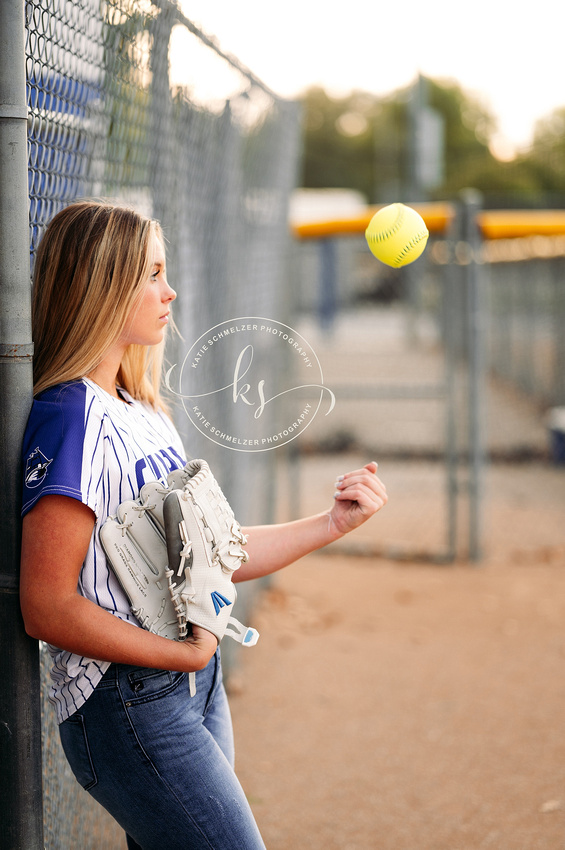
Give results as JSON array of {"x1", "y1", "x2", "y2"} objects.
[{"x1": 32, "y1": 200, "x2": 169, "y2": 409}]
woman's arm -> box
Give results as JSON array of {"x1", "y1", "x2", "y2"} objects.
[
  {"x1": 20, "y1": 495, "x2": 218, "y2": 672},
  {"x1": 235, "y1": 461, "x2": 387, "y2": 582}
]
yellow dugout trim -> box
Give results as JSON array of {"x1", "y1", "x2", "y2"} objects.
[
  {"x1": 477, "y1": 210, "x2": 565, "y2": 240},
  {"x1": 291, "y1": 204, "x2": 565, "y2": 241},
  {"x1": 291, "y1": 202, "x2": 454, "y2": 240}
]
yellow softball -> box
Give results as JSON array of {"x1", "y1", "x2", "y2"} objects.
[{"x1": 365, "y1": 203, "x2": 429, "y2": 268}]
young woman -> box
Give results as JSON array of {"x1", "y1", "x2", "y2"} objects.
[{"x1": 20, "y1": 200, "x2": 388, "y2": 850}]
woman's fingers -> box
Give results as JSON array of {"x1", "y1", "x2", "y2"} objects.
[
  {"x1": 334, "y1": 462, "x2": 387, "y2": 503},
  {"x1": 330, "y1": 461, "x2": 388, "y2": 534}
]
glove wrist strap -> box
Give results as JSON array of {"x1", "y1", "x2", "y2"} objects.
[{"x1": 224, "y1": 617, "x2": 260, "y2": 647}]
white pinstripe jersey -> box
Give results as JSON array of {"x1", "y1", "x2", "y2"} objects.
[{"x1": 21, "y1": 378, "x2": 187, "y2": 723}]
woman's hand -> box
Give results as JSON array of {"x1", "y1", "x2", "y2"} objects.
[
  {"x1": 328, "y1": 461, "x2": 388, "y2": 536},
  {"x1": 183, "y1": 625, "x2": 219, "y2": 667}
]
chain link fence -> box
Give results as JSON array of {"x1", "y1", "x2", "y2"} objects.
[
  {"x1": 288, "y1": 229, "x2": 465, "y2": 564},
  {"x1": 485, "y1": 252, "x2": 565, "y2": 413},
  {"x1": 287, "y1": 202, "x2": 565, "y2": 565},
  {"x1": 25, "y1": 1, "x2": 300, "y2": 845},
  {"x1": 21, "y1": 3, "x2": 565, "y2": 844}
]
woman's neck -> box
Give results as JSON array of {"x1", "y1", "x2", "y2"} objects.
[{"x1": 86, "y1": 348, "x2": 124, "y2": 399}]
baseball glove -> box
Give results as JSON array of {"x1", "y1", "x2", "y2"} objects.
[{"x1": 100, "y1": 459, "x2": 259, "y2": 650}]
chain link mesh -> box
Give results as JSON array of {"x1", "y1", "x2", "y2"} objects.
[{"x1": 26, "y1": 1, "x2": 300, "y2": 845}]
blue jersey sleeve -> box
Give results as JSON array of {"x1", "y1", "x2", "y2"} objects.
[{"x1": 21, "y1": 382, "x2": 102, "y2": 517}]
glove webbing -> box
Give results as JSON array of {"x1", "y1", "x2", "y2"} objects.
[{"x1": 165, "y1": 485, "x2": 258, "y2": 647}]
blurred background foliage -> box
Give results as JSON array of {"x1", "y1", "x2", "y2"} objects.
[{"x1": 299, "y1": 78, "x2": 565, "y2": 209}]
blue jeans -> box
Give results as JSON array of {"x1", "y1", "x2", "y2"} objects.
[{"x1": 59, "y1": 649, "x2": 266, "y2": 850}]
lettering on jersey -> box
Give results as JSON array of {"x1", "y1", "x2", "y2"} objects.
[
  {"x1": 135, "y1": 446, "x2": 185, "y2": 489},
  {"x1": 25, "y1": 447, "x2": 53, "y2": 489}
]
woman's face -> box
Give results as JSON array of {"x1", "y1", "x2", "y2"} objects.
[{"x1": 119, "y1": 235, "x2": 176, "y2": 349}]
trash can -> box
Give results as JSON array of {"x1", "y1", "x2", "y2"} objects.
[{"x1": 547, "y1": 407, "x2": 565, "y2": 465}]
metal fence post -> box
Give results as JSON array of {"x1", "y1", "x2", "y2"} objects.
[
  {"x1": 553, "y1": 257, "x2": 565, "y2": 406},
  {"x1": 442, "y1": 216, "x2": 460, "y2": 562},
  {"x1": 460, "y1": 190, "x2": 485, "y2": 562},
  {"x1": 0, "y1": 1, "x2": 44, "y2": 847},
  {"x1": 318, "y1": 238, "x2": 338, "y2": 331}
]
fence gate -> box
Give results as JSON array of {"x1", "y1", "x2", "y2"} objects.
[{"x1": 287, "y1": 196, "x2": 485, "y2": 564}]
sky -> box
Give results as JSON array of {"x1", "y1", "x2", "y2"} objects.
[{"x1": 178, "y1": 0, "x2": 565, "y2": 160}]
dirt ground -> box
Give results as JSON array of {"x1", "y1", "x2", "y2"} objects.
[
  {"x1": 51, "y1": 307, "x2": 565, "y2": 849},
  {"x1": 228, "y1": 455, "x2": 565, "y2": 850},
  {"x1": 73, "y1": 454, "x2": 565, "y2": 850}
]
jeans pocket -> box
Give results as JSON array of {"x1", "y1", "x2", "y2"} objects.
[
  {"x1": 59, "y1": 712, "x2": 97, "y2": 791},
  {"x1": 124, "y1": 668, "x2": 185, "y2": 705}
]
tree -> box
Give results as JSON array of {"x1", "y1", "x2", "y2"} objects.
[
  {"x1": 424, "y1": 78, "x2": 496, "y2": 196},
  {"x1": 299, "y1": 87, "x2": 378, "y2": 198},
  {"x1": 298, "y1": 78, "x2": 565, "y2": 207},
  {"x1": 525, "y1": 107, "x2": 565, "y2": 201}
]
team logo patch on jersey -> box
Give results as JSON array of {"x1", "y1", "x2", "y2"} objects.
[{"x1": 25, "y1": 447, "x2": 53, "y2": 488}]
